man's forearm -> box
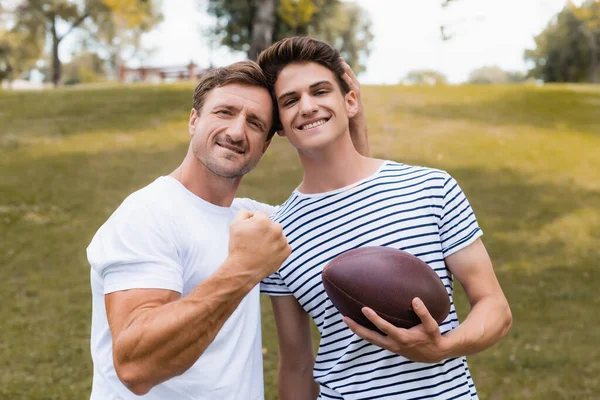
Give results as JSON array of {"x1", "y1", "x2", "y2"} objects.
[
  {"x1": 443, "y1": 295, "x2": 512, "y2": 359},
  {"x1": 113, "y1": 259, "x2": 257, "y2": 394}
]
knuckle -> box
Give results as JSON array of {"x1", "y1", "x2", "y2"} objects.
[{"x1": 272, "y1": 222, "x2": 283, "y2": 234}]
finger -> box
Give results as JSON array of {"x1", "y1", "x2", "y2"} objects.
[
  {"x1": 362, "y1": 307, "x2": 404, "y2": 337},
  {"x1": 342, "y1": 72, "x2": 358, "y2": 93},
  {"x1": 343, "y1": 316, "x2": 389, "y2": 348},
  {"x1": 251, "y1": 210, "x2": 269, "y2": 221},
  {"x1": 232, "y1": 209, "x2": 253, "y2": 224},
  {"x1": 412, "y1": 298, "x2": 440, "y2": 335},
  {"x1": 339, "y1": 57, "x2": 358, "y2": 83}
]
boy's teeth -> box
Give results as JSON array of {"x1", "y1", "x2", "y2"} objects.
[{"x1": 302, "y1": 119, "x2": 326, "y2": 130}]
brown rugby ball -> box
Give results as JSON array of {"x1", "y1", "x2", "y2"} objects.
[{"x1": 322, "y1": 246, "x2": 450, "y2": 331}]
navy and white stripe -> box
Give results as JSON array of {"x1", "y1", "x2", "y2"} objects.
[{"x1": 261, "y1": 161, "x2": 482, "y2": 399}]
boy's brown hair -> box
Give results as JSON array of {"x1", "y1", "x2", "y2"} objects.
[
  {"x1": 192, "y1": 60, "x2": 278, "y2": 141},
  {"x1": 257, "y1": 36, "x2": 350, "y2": 96}
]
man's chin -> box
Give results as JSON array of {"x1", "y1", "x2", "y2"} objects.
[{"x1": 203, "y1": 159, "x2": 256, "y2": 179}]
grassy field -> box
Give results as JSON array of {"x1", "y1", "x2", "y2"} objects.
[{"x1": 1, "y1": 83, "x2": 599, "y2": 399}]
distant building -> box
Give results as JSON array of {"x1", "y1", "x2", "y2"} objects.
[
  {"x1": 1, "y1": 79, "x2": 49, "y2": 90},
  {"x1": 119, "y1": 61, "x2": 208, "y2": 83}
]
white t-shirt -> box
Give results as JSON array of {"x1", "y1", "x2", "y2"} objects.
[{"x1": 87, "y1": 176, "x2": 276, "y2": 400}]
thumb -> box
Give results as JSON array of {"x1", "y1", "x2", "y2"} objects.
[{"x1": 232, "y1": 209, "x2": 253, "y2": 224}]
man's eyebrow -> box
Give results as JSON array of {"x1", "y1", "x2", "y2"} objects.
[
  {"x1": 277, "y1": 80, "x2": 333, "y2": 103},
  {"x1": 213, "y1": 104, "x2": 239, "y2": 111}
]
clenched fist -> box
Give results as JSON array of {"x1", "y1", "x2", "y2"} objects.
[{"x1": 227, "y1": 209, "x2": 291, "y2": 284}]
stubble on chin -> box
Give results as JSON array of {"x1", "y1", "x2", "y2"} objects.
[{"x1": 192, "y1": 142, "x2": 256, "y2": 179}]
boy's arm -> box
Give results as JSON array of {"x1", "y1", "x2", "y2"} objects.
[
  {"x1": 271, "y1": 295, "x2": 319, "y2": 400},
  {"x1": 344, "y1": 239, "x2": 512, "y2": 363},
  {"x1": 341, "y1": 59, "x2": 370, "y2": 157}
]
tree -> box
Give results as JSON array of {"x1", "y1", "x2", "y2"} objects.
[
  {"x1": 92, "y1": 0, "x2": 163, "y2": 78},
  {"x1": 205, "y1": 0, "x2": 373, "y2": 72},
  {"x1": 248, "y1": 0, "x2": 276, "y2": 60},
  {"x1": 569, "y1": 0, "x2": 600, "y2": 82},
  {"x1": 8, "y1": 0, "x2": 161, "y2": 86},
  {"x1": 403, "y1": 69, "x2": 448, "y2": 85},
  {"x1": 467, "y1": 66, "x2": 525, "y2": 84},
  {"x1": 0, "y1": 3, "x2": 42, "y2": 83},
  {"x1": 62, "y1": 51, "x2": 107, "y2": 84},
  {"x1": 525, "y1": 1, "x2": 600, "y2": 83}
]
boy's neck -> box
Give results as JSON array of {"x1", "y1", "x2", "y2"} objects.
[{"x1": 296, "y1": 132, "x2": 383, "y2": 195}]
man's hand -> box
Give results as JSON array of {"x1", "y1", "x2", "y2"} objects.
[
  {"x1": 343, "y1": 298, "x2": 449, "y2": 363},
  {"x1": 340, "y1": 58, "x2": 370, "y2": 156},
  {"x1": 228, "y1": 209, "x2": 291, "y2": 283}
]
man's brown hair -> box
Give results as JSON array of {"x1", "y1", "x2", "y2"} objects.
[
  {"x1": 257, "y1": 36, "x2": 349, "y2": 96},
  {"x1": 192, "y1": 60, "x2": 278, "y2": 141}
]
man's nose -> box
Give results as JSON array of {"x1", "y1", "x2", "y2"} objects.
[{"x1": 226, "y1": 114, "x2": 245, "y2": 141}]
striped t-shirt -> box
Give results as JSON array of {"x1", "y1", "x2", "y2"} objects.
[{"x1": 261, "y1": 160, "x2": 482, "y2": 400}]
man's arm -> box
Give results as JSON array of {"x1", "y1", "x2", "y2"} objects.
[
  {"x1": 344, "y1": 239, "x2": 512, "y2": 363},
  {"x1": 107, "y1": 210, "x2": 291, "y2": 395},
  {"x1": 340, "y1": 59, "x2": 370, "y2": 157},
  {"x1": 271, "y1": 296, "x2": 319, "y2": 400}
]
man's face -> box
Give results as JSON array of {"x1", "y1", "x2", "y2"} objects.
[
  {"x1": 189, "y1": 83, "x2": 272, "y2": 179},
  {"x1": 274, "y1": 62, "x2": 357, "y2": 151}
]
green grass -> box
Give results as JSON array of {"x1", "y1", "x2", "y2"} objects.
[{"x1": 1, "y1": 83, "x2": 599, "y2": 399}]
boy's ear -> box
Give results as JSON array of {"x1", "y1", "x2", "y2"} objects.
[
  {"x1": 277, "y1": 130, "x2": 286, "y2": 137},
  {"x1": 345, "y1": 91, "x2": 358, "y2": 119},
  {"x1": 262, "y1": 139, "x2": 272, "y2": 153}
]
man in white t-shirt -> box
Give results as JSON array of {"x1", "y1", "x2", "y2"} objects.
[
  {"x1": 86, "y1": 61, "x2": 289, "y2": 400},
  {"x1": 87, "y1": 60, "x2": 367, "y2": 399}
]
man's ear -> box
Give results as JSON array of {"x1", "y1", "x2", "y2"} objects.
[
  {"x1": 345, "y1": 91, "x2": 358, "y2": 118},
  {"x1": 189, "y1": 108, "x2": 198, "y2": 136}
]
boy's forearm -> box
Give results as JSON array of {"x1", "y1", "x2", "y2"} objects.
[
  {"x1": 443, "y1": 294, "x2": 512, "y2": 359},
  {"x1": 278, "y1": 364, "x2": 319, "y2": 400}
]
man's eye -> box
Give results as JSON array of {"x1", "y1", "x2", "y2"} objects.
[
  {"x1": 283, "y1": 99, "x2": 297, "y2": 107},
  {"x1": 315, "y1": 90, "x2": 328, "y2": 96},
  {"x1": 217, "y1": 109, "x2": 233, "y2": 116}
]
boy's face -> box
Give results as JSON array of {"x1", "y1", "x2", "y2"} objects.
[{"x1": 274, "y1": 62, "x2": 357, "y2": 151}]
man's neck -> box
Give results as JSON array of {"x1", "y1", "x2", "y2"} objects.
[
  {"x1": 170, "y1": 150, "x2": 242, "y2": 207},
  {"x1": 297, "y1": 132, "x2": 383, "y2": 194}
]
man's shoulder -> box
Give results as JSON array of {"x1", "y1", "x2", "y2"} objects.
[{"x1": 92, "y1": 178, "x2": 174, "y2": 237}]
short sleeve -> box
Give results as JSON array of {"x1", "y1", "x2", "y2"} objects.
[
  {"x1": 233, "y1": 198, "x2": 279, "y2": 217},
  {"x1": 87, "y1": 196, "x2": 183, "y2": 294},
  {"x1": 260, "y1": 272, "x2": 293, "y2": 296},
  {"x1": 439, "y1": 173, "x2": 483, "y2": 258}
]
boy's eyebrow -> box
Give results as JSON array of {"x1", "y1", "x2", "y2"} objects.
[{"x1": 277, "y1": 80, "x2": 333, "y2": 103}]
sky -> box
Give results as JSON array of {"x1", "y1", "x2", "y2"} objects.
[{"x1": 61, "y1": 0, "x2": 580, "y2": 84}]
